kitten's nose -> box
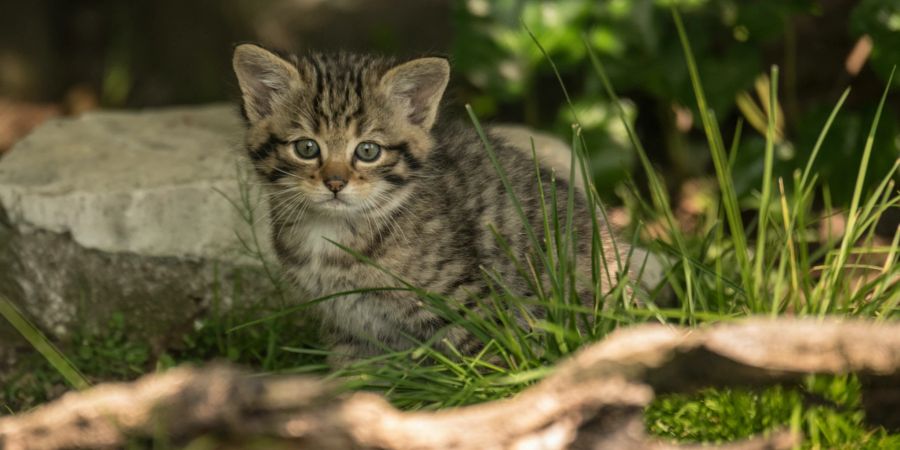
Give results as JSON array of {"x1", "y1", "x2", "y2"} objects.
[{"x1": 324, "y1": 177, "x2": 346, "y2": 194}]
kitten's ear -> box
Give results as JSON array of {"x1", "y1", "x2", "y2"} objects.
[
  {"x1": 380, "y1": 57, "x2": 450, "y2": 130},
  {"x1": 233, "y1": 44, "x2": 300, "y2": 122}
]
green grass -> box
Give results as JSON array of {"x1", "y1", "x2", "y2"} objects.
[
  {"x1": 646, "y1": 375, "x2": 900, "y2": 449},
  {"x1": 2, "y1": 7, "x2": 899, "y2": 449},
  {"x1": 0, "y1": 295, "x2": 89, "y2": 391},
  {"x1": 0, "y1": 298, "x2": 325, "y2": 413}
]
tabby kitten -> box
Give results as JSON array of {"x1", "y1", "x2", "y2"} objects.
[{"x1": 232, "y1": 44, "x2": 633, "y2": 366}]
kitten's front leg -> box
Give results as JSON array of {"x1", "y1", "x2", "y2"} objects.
[
  {"x1": 322, "y1": 330, "x2": 386, "y2": 370},
  {"x1": 325, "y1": 342, "x2": 371, "y2": 369}
]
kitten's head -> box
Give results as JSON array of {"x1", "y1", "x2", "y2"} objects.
[{"x1": 232, "y1": 44, "x2": 449, "y2": 217}]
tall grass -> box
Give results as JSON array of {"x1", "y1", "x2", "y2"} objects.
[
  {"x1": 277, "y1": 13, "x2": 900, "y2": 420},
  {"x1": 305, "y1": 9, "x2": 900, "y2": 448}
]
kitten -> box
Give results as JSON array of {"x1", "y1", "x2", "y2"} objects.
[{"x1": 232, "y1": 44, "x2": 634, "y2": 366}]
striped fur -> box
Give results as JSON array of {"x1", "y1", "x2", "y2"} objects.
[{"x1": 233, "y1": 45, "x2": 632, "y2": 366}]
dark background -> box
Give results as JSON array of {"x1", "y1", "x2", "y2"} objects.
[{"x1": 0, "y1": 0, "x2": 897, "y2": 209}]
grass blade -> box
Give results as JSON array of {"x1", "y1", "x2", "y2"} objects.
[
  {"x1": 0, "y1": 295, "x2": 90, "y2": 390},
  {"x1": 753, "y1": 65, "x2": 779, "y2": 306},
  {"x1": 799, "y1": 88, "x2": 850, "y2": 189},
  {"x1": 824, "y1": 66, "x2": 896, "y2": 314},
  {"x1": 671, "y1": 7, "x2": 754, "y2": 308},
  {"x1": 583, "y1": 34, "x2": 700, "y2": 321}
]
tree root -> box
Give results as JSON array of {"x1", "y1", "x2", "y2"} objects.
[{"x1": 1, "y1": 318, "x2": 898, "y2": 449}]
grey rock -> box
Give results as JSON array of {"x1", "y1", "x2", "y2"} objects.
[
  {"x1": 490, "y1": 123, "x2": 585, "y2": 190},
  {"x1": 0, "y1": 104, "x2": 276, "y2": 342}
]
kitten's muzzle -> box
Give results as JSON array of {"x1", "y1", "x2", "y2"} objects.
[{"x1": 324, "y1": 176, "x2": 347, "y2": 194}]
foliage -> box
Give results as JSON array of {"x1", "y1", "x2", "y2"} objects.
[
  {"x1": 852, "y1": 0, "x2": 900, "y2": 85},
  {"x1": 0, "y1": 303, "x2": 324, "y2": 413},
  {"x1": 452, "y1": 0, "x2": 900, "y2": 199},
  {"x1": 647, "y1": 376, "x2": 900, "y2": 449}
]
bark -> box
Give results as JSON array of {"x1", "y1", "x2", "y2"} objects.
[{"x1": 1, "y1": 318, "x2": 897, "y2": 450}]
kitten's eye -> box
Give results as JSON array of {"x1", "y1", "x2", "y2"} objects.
[
  {"x1": 294, "y1": 139, "x2": 320, "y2": 159},
  {"x1": 354, "y1": 142, "x2": 382, "y2": 162}
]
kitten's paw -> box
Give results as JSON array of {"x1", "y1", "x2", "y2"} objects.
[{"x1": 325, "y1": 343, "x2": 362, "y2": 370}]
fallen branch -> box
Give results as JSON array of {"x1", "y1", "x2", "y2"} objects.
[{"x1": 1, "y1": 318, "x2": 897, "y2": 450}]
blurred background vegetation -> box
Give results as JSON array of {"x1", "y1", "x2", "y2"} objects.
[{"x1": 0, "y1": 0, "x2": 897, "y2": 209}]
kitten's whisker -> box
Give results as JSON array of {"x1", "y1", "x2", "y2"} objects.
[
  {"x1": 276, "y1": 196, "x2": 312, "y2": 240},
  {"x1": 246, "y1": 181, "x2": 299, "y2": 188},
  {"x1": 366, "y1": 191, "x2": 411, "y2": 246},
  {"x1": 268, "y1": 165, "x2": 306, "y2": 182},
  {"x1": 271, "y1": 192, "x2": 311, "y2": 237},
  {"x1": 266, "y1": 186, "x2": 305, "y2": 202},
  {"x1": 261, "y1": 189, "x2": 307, "y2": 228},
  {"x1": 360, "y1": 197, "x2": 381, "y2": 242}
]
